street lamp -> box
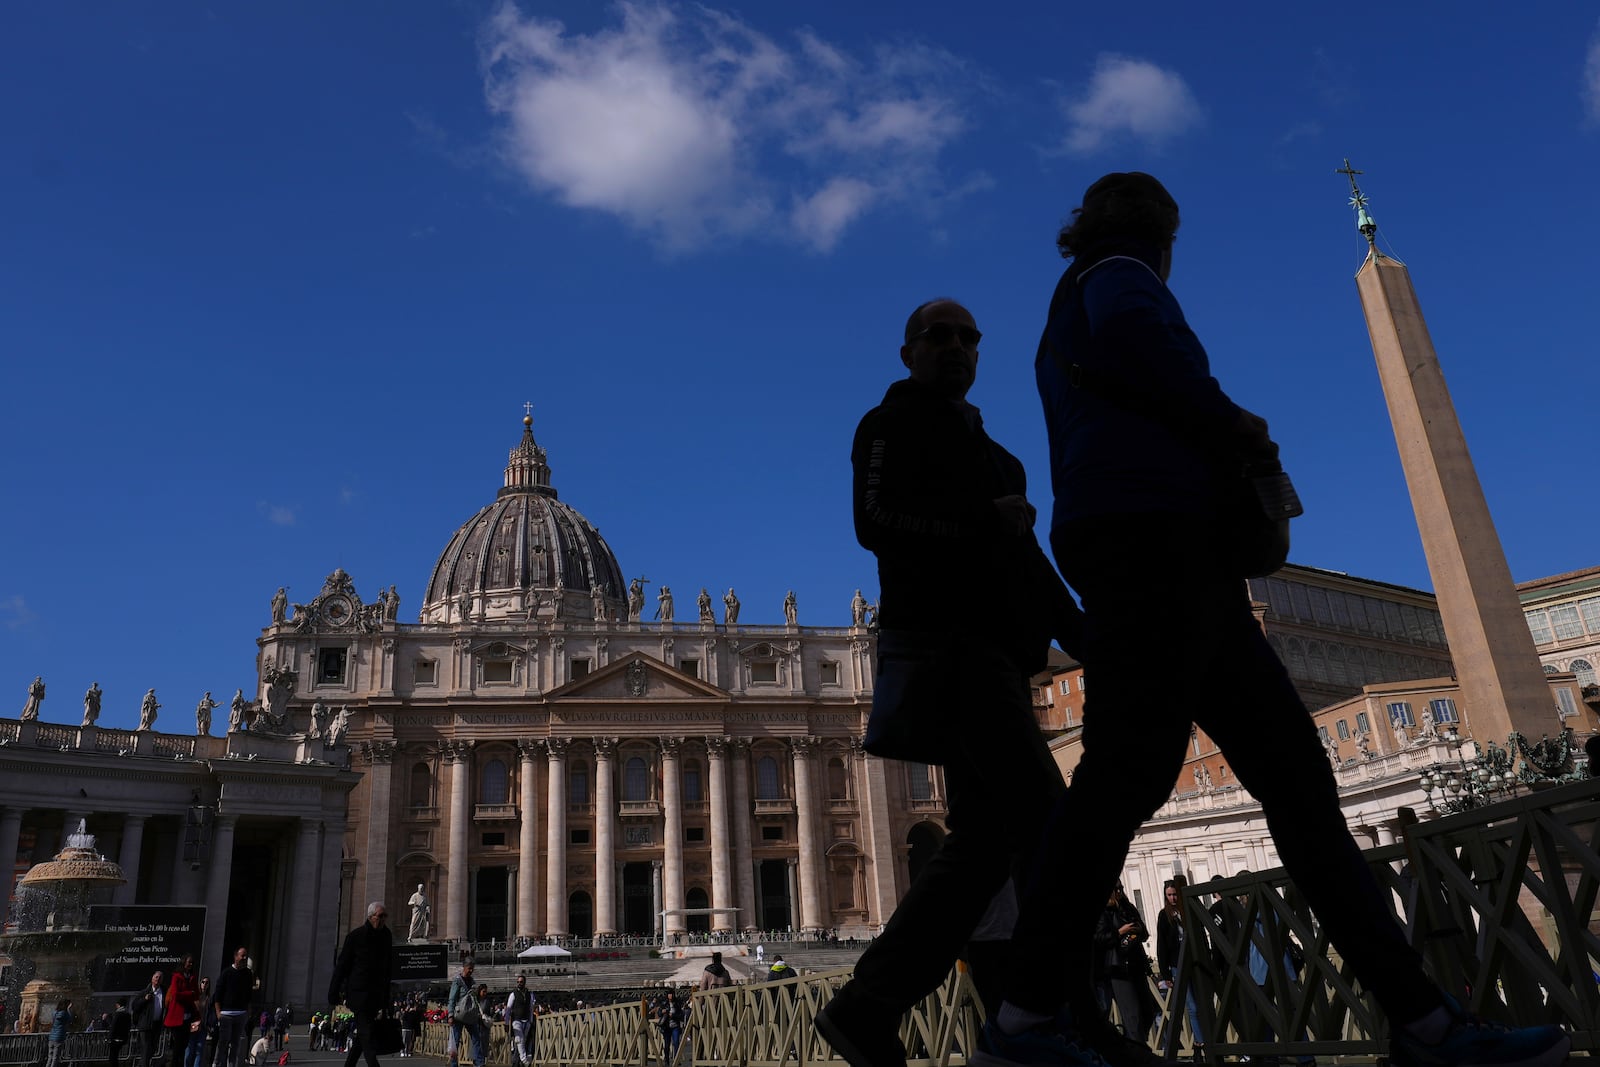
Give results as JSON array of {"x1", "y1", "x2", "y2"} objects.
[{"x1": 1418, "y1": 735, "x2": 1517, "y2": 815}]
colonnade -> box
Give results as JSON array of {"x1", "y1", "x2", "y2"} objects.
[{"x1": 425, "y1": 735, "x2": 882, "y2": 941}]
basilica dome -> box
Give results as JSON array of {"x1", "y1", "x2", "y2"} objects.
[{"x1": 420, "y1": 417, "x2": 627, "y2": 624}]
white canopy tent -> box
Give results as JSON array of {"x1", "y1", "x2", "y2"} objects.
[{"x1": 516, "y1": 944, "x2": 573, "y2": 959}]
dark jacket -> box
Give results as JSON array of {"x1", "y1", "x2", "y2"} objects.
[
  {"x1": 1092, "y1": 897, "x2": 1151, "y2": 980},
  {"x1": 133, "y1": 984, "x2": 164, "y2": 1033},
  {"x1": 852, "y1": 376, "x2": 1083, "y2": 666},
  {"x1": 213, "y1": 964, "x2": 254, "y2": 1014},
  {"x1": 328, "y1": 920, "x2": 393, "y2": 1014},
  {"x1": 1156, "y1": 907, "x2": 1209, "y2": 975},
  {"x1": 110, "y1": 1007, "x2": 133, "y2": 1044},
  {"x1": 1036, "y1": 241, "x2": 1245, "y2": 531}
]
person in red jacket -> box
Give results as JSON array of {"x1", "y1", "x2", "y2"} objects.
[{"x1": 163, "y1": 955, "x2": 200, "y2": 1067}]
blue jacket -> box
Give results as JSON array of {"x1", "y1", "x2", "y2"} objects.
[{"x1": 1036, "y1": 242, "x2": 1243, "y2": 533}]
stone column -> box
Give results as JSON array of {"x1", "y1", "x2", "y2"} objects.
[
  {"x1": 785, "y1": 857, "x2": 800, "y2": 932},
  {"x1": 0, "y1": 807, "x2": 23, "y2": 926},
  {"x1": 651, "y1": 859, "x2": 664, "y2": 939},
  {"x1": 705, "y1": 738, "x2": 733, "y2": 932},
  {"x1": 282, "y1": 818, "x2": 323, "y2": 1007},
  {"x1": 858, "y1": 745, "x2": 898, "y2": 928},
  {"x1": 1375, "y1": 823, "x2": 1396, "y2": 847},
  {"x1": 789, "y1": 737, "x2": 823, "y2": 934},
  {"x1": 312, "y1": 822, "x2": 346, "y2": 980},
  {"x1": 445, "y1": 740, "x2": 475, "y2": 941},
  {"x1": 728, "y1": 739, "x2": 756, "y2": 932},
  {"x1": 201, "y1": 816, "x2": 237, "y2": 979},
  {"x1": 516, "y1": 741, "x2": 542, "y2": 939},
  {"x1": 660, "y1": 738, "x2": 685, "y2": 936},
  {"x1": 545, "y1": 739, "x2": 569, "y2": 936},
  {"x1": 363, "y1": 740, "x2": 399, "y2": 910},
  {"x1": 593, "y1": 738, "x2": 618, "y2": 936},
  {"x1": 115, "y1": 814, "x2": 145, "y2": 907}
]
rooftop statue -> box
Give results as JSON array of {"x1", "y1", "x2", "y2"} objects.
[{"x1": 20, "y1": 676, "x2": 44, "y2": 721}]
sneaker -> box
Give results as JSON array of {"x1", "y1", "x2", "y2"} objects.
[
  {"x1": 815, "y1": 991, "x2": 907, "y2": 1067},
  {"x1": 1389, "y1": 999, "x2": 1570, "y2": 1067},
  {"x1": 971, "y1": 1019, "x2": 1109, "y2": 1067}
]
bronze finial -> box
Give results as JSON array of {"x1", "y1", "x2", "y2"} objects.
[{"x1": 1337, "y1": 158, "x2": 1378, "y2": 245}]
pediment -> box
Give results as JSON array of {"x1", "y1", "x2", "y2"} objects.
[{"x1": 548, "y1": 652, "x2": 729, "y2": 702}]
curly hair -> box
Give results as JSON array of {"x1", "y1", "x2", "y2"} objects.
[{"x1": 1056, "y1": 172, "x2": 1180, "y2": 259}]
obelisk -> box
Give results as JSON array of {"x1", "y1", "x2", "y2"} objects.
[{"x1": 1343, "y1": 161, "x2": 1553, "y2": 743}]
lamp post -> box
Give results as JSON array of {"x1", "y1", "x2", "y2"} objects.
[{"x1": 1417, "y1": 727, "x2": 1517, "y2": 815}]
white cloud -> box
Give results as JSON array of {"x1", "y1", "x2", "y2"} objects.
[
  {"x1": 791, "y1": 178, "x2": 876, "y2": 252},
  {"x1": 479, "y1": 3, "x2": 977, "y2": 250},
  {"x1": 258, "y1": 502, "x2": 297, "y2": 527},
  {"x1": 1, "y1": 594, "x2": 38, "y2": 630},
  {"x1": 1584, "y1": 22, "x2": 1600, "y2": 123},
  {"x1": 1058, "y1": 55, "x2": 1202, "y2": 155}
]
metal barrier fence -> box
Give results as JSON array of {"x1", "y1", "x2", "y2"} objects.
[{"x1": 1166, "y1": 775, "x2": 1600, "y2": 1062}]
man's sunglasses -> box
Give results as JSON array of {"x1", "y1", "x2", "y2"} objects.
[{"x1": 911, "y1": 322, "x2": 981, "y2": 348}]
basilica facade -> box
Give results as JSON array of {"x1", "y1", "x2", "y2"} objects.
[{"x1": 262, "y1": 418, "x2": 916, "y2": 945}]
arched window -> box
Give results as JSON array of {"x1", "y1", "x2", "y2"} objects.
[
  {"x1": 683, "y1": 760, "x2": 703, "y2": 803},
  {"x1": 480, "y1": 759, "x2": 508, "y2": 804},
  {"x1": 756, "y1": 756, "x2": 781, "y2": 800},
  {"x1": 409, "y1": 762, "x2": 431, "y2": 808},
  {"x1": 1570, "y1": 659, "x2": 1596, "y2": 686},
  {"x1": 908, "y1": 763, "x2": 933, "y2": 801},
  {"x1": 624, "y1": 757, "x2": 650, "y2": 802},
  {"x1": 569, "y1": 762, "x2": 590, "y2": 805},
  {"x1": 827, "y1": 758, "x2": 848, "y2": 800}
]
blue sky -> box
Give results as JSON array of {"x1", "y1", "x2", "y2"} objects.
[{"x1": 4, "y1": 3, "x2": 1600, "y2": 731}]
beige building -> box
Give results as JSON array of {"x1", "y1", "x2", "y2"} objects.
[
  {"x1": 0, "y1": 721, "x2": 356, "y2": 1011},
  {"x1": 257, "y1": 418, "x2": 933, "y2": 945}
]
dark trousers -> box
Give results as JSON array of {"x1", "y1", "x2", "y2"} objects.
[
  {"x1": 846, "y1": 637, "x2": 1066, "y2": 1012},
  {"x1": 1006, "y1": 515, "x2": 1440, "y2": 1025},
  {"x1": 139, "y1": 1029, "x2": 164, "y2": 1067},
  {"x1": 109, "y1": 1040, "x2": 126, "y2": 1067},
  {"x1": 342, "y1": 1011, "x2": 381, "y2": 1067},
  {"x1": 168, "y1": 1025, "x2": 191, "y2": 1067}
]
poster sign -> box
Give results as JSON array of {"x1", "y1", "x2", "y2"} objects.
[
  {"x1": 89, "y1": 905, "x2": 207, "y2": 994},
  {"x1": 391, "y1": 943, "x2": 449, "y2": 982}
]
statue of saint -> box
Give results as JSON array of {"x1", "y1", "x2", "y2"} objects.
[
  {"x1": 697, "y1": 588, "x2": 714, "y2": 624},
  {"x1": 82, "y1": 682, "x2": 102, "y2": 727},
  {"x1": 591, "y1": 583, "x2": 607, "y2": 622},
  {"x1": 310, "y1": 700, "x2": 330, "y2": 739},
  {"x1": 627, "y1": 578, "x2": 647, "y2": 622},
  {"x1": 228, "y1": 689, "x2": 248, "y2": 732},
  {"x1": 19, "y1": 676, "x2": 44, "y2": 721},
  {"x1": 407, "y1": 884, "x2": 432, "y2": 942},
  {"x1": 456, "y1": 587, "x2": 471, "y2": 622},
  {"x1": 137, "y1": 689, "x2": 160, "y2": 731},
  {"x1": 723, "y1": 588, "x2": 740, "y2": 626},
  {"x1": 271, "y1": 587, "x2": 288, "y2": 625},
  {"x1": 656, "y1": 586, "x2": 674, "y2": 623},
  {"x1": 384, "y1": 585, "x2": 400, "y2": 621},
  {"x1": 195, "y1": 692, "x2": 218, "y2": 736},
  {"x1": 783, "y1": 591, "x2": 798, "y2": 627},
  {"x1": 851, "y1": 589, "x2": 868, "y2": 627},
  {"x1": 326, "y1": 705, "x2": 350, "y2": 747}
]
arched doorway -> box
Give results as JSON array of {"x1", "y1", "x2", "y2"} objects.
[
  {"x1": 568, "y1": 890, "x2": 594, "y2": 939},
  {"x1": 685, "y1": 887, "x2": 710, "y2": 933},
  {"x1": 906, "y1": 822, "x2": 946, "y2": 886}
]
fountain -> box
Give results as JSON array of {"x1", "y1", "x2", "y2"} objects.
[{"x1": 0, "y1": 821, "x2": 130, "y2": 1033}]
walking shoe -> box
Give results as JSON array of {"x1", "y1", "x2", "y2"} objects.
[
  {"x1": 1389, "y1": 999, "x2": 1570, "y2": 1067},
  {"x1": 1073, "y1": 1015, "x2": 1165, "y2": 1067},
  {"x1": 971, "y1": 1019, "x2": 1109, "y2": 1067},
  {"x1": 815, "y1": 990, "x2": 907, "y2": 1067}
]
